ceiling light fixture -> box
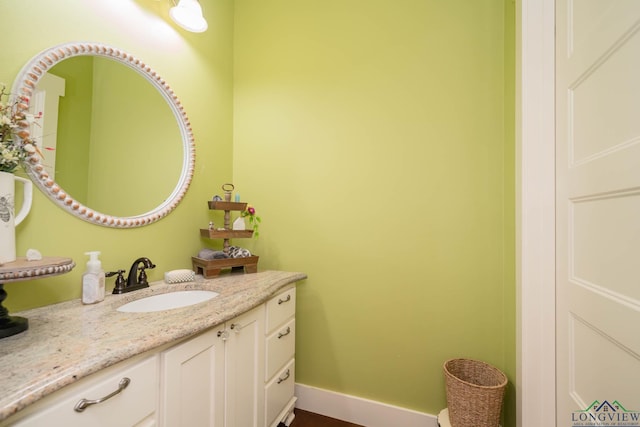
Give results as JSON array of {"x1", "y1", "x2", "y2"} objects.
[{"x1": 169, "y1": 0, "x2": 208, "y2": 33}]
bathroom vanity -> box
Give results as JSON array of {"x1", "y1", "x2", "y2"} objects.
[{"x1": 0, "y1": 270, "x2": 304, "y2": 427}]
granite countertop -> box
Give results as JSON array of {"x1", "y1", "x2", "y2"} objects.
[{"x1": 0, "y1": 270, "x2": 306, "y2": 422}]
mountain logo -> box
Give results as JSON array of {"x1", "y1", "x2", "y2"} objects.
[{"x1": 572, "y1": 400, "x2": 639, "y2": 426}]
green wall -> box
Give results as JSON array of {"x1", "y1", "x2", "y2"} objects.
[
  {"x1": 3, "y1": 0, "x2": 515, "y2": 424},
  {"x1": 233, "y1": 0, "x2": 515, "y2": 423}
]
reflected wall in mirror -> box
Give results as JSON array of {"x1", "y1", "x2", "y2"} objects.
[{"x1": 11, "y1": 43, "x2": 195, "y2": 227}]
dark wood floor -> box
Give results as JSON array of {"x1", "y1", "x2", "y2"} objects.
[{"x1": 290, "y1": 409, "x2": 364, "y2": 427}]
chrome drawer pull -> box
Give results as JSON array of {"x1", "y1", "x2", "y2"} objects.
[
  {"x1": 277, "y1": 326, "x2": 291, "y2": 339},
  {"x1": 277, "y1": 369, "x2": 291, "y2": 384},
  {"x1": 74, "y1": 377, "x2": 131, "y2": 412},
  {"x1": 278, "y1": 294, "x2": 291, "y2": 305}
]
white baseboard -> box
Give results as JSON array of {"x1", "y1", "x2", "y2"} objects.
[{"x1": 294, "y1": 383, "x2": 439, "y2": 427}]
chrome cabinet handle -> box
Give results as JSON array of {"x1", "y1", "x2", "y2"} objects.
[
  {"x1": 277, "y1": 326, "x2": 291, "y2": 339},
  {"x1": 277, "y1": 369, "x2": 291, "y2": 384},
  {"x1": 278, "y1": 294, "x2": 291, "y2": 305},
  {"x1": 217, "y1": 330, "x2": 229, "y2": 341},
  {"x1": 74, "y1": 377, "x2": 131, "y2": 412}
]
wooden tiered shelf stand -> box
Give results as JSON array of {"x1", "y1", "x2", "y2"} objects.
[{"x1": 192, "y1": 200, "x2": 259, "y2": 278}]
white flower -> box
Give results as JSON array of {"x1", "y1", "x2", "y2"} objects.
[{"x1": 2, "y1": 148, "x2": 18, "y2": 161}]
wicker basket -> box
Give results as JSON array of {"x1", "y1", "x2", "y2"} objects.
[{"x1": 443, "y1": 358, "x2": 508, "y2": 427}]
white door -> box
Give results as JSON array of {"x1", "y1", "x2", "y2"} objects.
[{"x1": 556, "y1": 1, "x2": 640, "y2": 425}]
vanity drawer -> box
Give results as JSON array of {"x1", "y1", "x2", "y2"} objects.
[
  {"x1": 266, "y1": 287, "x2": 296, "y2": 334},
  {"x1": 265, "y1": 359, "x2": 295, "y2": 427},
  {"x1": 266, "y1": 318, "x2": 296, "y2": 380},
  {"x1": 11, "y1": 355, "x2": 158, "y2": 427}
]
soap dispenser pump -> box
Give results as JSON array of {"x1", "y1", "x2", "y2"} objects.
[{"x1": 82, "y1": 251, "x2": 105, "y2": 304}]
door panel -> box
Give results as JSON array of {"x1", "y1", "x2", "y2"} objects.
[
  {"x1": 570, "y1": 314, "x2": 640, "y2": 400},
  {"x1": 570, "y1": 30, "x2": 640, "y2": 162},
  {"x1": 572, "y1": 193, "x2": 640, "y2": 302},
  {"x1": 556, "y1": 0, "x2": 640, "y2": 424}
]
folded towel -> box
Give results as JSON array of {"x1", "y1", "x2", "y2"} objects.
[
  {"x1": 229, "y1": 246, "x2": 252, "y2": 258},
  {"x1": 198, "y1": 248, "x2": 229, "y2": 260}
]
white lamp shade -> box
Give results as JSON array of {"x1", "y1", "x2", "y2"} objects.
[{"x1": 170, "y1": 0, "x2": 208, "y2": 33}]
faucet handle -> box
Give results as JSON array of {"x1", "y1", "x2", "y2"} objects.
[
  {"x1": 107, "y1": 270, "x2": 126, "y2": 294},
  {"x1": 138, "y1": 269, "x2": 149, "y2": 287},
  {"x1": 137, "y1": 260, "x2": 155, "y2": 287}
]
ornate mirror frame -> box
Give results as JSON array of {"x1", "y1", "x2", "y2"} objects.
[{"x1": 11, "y1": 42, "x2": 196, "y2": 228}]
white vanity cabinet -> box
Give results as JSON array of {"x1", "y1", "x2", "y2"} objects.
[
  {"x1": 2, "y1": 284, "x2": 298, "y2": 427},
  {"x1": 7, "y1": 354, "x2": 159, "y2": 427},
  {"x1": 161, "y1": 287, "x2": 298, "y2": 427},
  {"x1": 161, "y1": 304, "x2": 265, "y2": 427},
  {"x1": 264, "y1": 286, "x2": 297, "y2": 427}
]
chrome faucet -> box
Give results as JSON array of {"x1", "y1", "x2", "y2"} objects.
[{"x1": 109, "y1": 257, "x2": 156, "y2": 294}]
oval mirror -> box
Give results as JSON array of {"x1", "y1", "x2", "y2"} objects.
[{"x1": 11, "y1": 42, "x2": 195, "y2": 227}]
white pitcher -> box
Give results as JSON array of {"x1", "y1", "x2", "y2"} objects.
[{"x1": 0, "y1": 171, "x2": 33, "y2": 264}]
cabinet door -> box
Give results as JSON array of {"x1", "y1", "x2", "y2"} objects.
[
  {"x1": 225, "y1": 305, "x2": 265, "y2": 427},
  {"x1": 161, "y1": 328, "x2": 225, "y2": 427}
]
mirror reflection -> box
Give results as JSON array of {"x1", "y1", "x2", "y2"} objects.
[{"x1": 37, "y1": 56, "x2": 182, "y2": 217}]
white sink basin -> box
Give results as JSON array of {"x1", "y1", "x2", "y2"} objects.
[{"x1": 117, "y1": 290, "x2": 219, "y2": 313}]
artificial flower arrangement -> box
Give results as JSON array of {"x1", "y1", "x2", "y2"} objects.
[
  {"x1": 0, "y1": 84, "x2": 42, "y2": 173},
  {"x1": 241, "y1": 205, "x2": 262, "y2": 237}
]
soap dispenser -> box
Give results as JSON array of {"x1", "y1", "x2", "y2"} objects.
[{"x1": 82, "y1": 251, "x2": 105, "y2": 304}]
